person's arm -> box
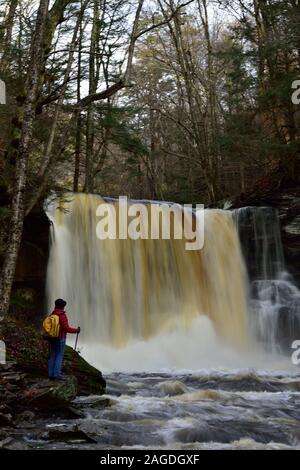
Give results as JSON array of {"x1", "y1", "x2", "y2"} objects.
[{"x1": 60, "y1": 313, "x2": 79, "y2": 334}]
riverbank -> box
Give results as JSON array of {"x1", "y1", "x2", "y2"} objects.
[{"x1": 0, "y1": 316, "x2": 106, "y2": 449}]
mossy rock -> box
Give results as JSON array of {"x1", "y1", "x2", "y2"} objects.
[
  {"x1": 28, "y1": 376, "x2": 77, "y2": 409},
  {"x1": 2, "y1": 317, "x2": 106, "y2": 396},
  {"x1": 63, "y1": 346, "x2": 106, "y2": 396}
]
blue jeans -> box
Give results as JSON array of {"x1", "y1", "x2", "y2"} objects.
[{"x1": 48, "y1": 338, "x2": 66, "y2": 378}]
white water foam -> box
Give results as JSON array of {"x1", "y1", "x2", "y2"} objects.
[{"x1": 73, "y1": 315, "x2": 295, "y2": 373}]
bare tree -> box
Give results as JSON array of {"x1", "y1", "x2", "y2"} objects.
[
  {"x1": 156, "y1": 0, "x2": 220, "y2": 202},
  {"x1": 73, "y1": 0, "x2": 85, "y2": 192}
]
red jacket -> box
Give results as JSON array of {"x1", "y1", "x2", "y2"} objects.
[{"x1": 52, "y1": 308, "x2": 78, "y2": 339}]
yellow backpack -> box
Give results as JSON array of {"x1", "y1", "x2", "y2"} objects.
[{"x1": 43, "y1": 314, "x2": 60, "y2": 338}]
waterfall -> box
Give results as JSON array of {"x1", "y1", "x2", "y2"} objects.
[
  {"x1": 234, "y1": 207, "x2": 300, "y2": 352},
  {"x1": 45, "y1": 193, "x2": 250, "y2": 366},
  {"x1": 45, "y1": 194, "x2": 299, "y2": 370}
]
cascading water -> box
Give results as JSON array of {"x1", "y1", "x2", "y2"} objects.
[
  {"x1": 45, "y1": 193, "x2": 254, "y2": 371},
  {"x1": 234, "y1": 207, "x2": 300, "y2": 353},
  {"x1": 45, "y1": 194, "x2": 298, "y2": 371}
]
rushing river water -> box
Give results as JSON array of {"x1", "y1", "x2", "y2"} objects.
[{"x1": 20, "y1": 368, "x2": 300, "y2": 450}]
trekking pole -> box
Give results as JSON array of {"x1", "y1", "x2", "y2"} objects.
[
  {"x1": 74, "y1": 331, "x2": 79, "y2": 352},
  {"x1": 71, "y1": 330, "x2": 80, "y2": 370}
]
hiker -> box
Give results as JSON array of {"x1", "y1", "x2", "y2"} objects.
[{"x1": 47, "y1": 298, "x2": 80, "y2": 381}]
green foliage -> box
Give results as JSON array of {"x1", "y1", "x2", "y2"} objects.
[{"x1": 98, "y1": 106, "x2": 149, "y2": 157}]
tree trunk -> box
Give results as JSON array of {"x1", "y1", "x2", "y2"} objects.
[
  {"x1": 25, "y1": 1, "x2": 88, "y2": 215},
  {"x1": 74, "y1": 110, "x2": 82, "y2": 192},
  {"x1": 85, "y1": 0, "x2": 100, "y2": 193},
  {"x1": 73, "y1": 0, "x2": 84, "y2": 193},
  {"x1": 0, "y1": 0, "x2": 18, "y2": 73},
  {"x1": 0, "y1": 0, "x2": 50, "y2": 320}
]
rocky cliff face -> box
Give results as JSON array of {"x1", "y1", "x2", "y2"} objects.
[
  {"x1": 232, "y1": 172, "x2": 300, "y2": 286},
  {"x1": 279, "y1": 191, "x2": 300, "y2": 284},
  {"x1": 12, "y1": 203, "x2": 50, "y2": 317}
]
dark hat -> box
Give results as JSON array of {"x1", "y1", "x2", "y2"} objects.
[{"x1": 55, "y1": 298, "x2": 67, "y2": 308}]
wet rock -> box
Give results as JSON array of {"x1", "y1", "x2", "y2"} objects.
[
  {"x1": 0, "y1": 429, "x2": 9, "y2": 440},
  {"x1": 15, "y1": 410, "x2": 35, "y2": 424},
  {"x1": 0, "y1": 362, "x2": 16, "y2": 371},
  {"x1": 1, "y1": 372, "x2": 25, "y2": 383},
  {"x1": 233, "y1": 185, "x2": 300, "y2": 285},
  {"x1": 0, "y1": 437, "x2": 29, "y2": 450},
  {"x1": 47, "y1": 424, "x2": 98, "y2": 443},
  {"x1": 65, "y1": 406, "x2": 85, "y2": 418},
  {"x1": 86, "y1": 398, "x2": 111, "y2": 409},
  {"x1": 77, "y1": 420, "x2": 105, "y2": 440},
  {"x1": 72, "y1": 396, "x2": 111, "y2": 409},
  {"x1": 0, "y1": 438, "x2": 14, "y2": 449},
  {"x1": 0, "y1": 413, "x2": 13, "y2": 427},
  {"x1": 284, "y1": 215, "x2": 300, "y2": 236},
  {"x1": 27, "y1": 376, "x2": 77, "y2": 410}
]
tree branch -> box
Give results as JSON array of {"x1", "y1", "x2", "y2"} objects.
[
  {"x1": 78, "y1": 0, "x2": 195, "y2": 108},
  {"x1": 135, "y1": 0, "x2": 194, "y2": 40}
]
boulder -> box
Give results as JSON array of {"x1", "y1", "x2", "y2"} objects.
[
  {"x1": 63, "y1": 346, "x2": 106, "y2": 396},
  {"x1": 26, "y1": 376, "x2": 77, "y2": 410},
  {"x1": 47, "y1": 424, "x2": 98, "y2": 443},
  {"x1": 0, "y1": 437, "x2": 29, "y2": 450},
  {"x1": 72, "y1": 395, "x2": 111, "y2": 409}
]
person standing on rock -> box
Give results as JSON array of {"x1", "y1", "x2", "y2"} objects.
[{"x1": 47, "y1": 299, "x2": 80, "y2": 381}]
